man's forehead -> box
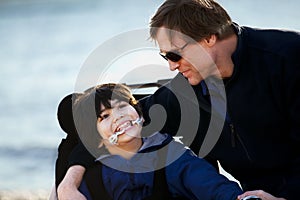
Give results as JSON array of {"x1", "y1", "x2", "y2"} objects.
[{"x1": 156, "y1": 27, "x2": 187, "y2": 50}]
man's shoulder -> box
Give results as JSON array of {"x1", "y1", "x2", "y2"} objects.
[{"x1": 241, "y1": 25, "x2": 300, "y2": 55}]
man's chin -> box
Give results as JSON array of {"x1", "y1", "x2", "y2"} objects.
[{"x1": 188, "y1": 78, "x2": 202, "y2": 86}]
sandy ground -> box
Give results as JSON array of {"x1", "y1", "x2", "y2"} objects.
[{"x1": 0, "y1": 189, "x2": 54, "y2": 200}]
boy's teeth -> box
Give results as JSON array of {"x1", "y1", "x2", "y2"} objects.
[{"x1": 117, "y1": 121, "x2": 131, "y2": 132}]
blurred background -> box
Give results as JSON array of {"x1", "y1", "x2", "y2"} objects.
[{"x1": 0, "y1": 0, "x2": 299, "y2": 198}]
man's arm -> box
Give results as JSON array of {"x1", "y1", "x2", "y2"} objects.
[
  {"x1": 57, "y1": 165, "x2": 86, "y2": 200},
  {"x1": 57, "y1": 141, "x2": 96, "y2": 200}
]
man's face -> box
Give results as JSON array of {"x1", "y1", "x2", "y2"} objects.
[{"x1": 156, "y1": 27, "x2": 218, "y2": 85}]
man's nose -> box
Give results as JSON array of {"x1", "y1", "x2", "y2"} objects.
[{"x1": 168, "y1": 60, "x2": 180, "y2": 71}]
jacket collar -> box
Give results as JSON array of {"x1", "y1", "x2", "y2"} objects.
[{"x1": 96, "y1": 132, "x2": 171, "y2": 161}]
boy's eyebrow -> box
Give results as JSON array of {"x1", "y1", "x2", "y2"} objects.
[{"x1": 98, "y1": 108, "x2": 106, "y2": 116}]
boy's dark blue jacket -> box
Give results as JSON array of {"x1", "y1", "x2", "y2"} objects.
[
  {"x1": 79, "y1": 133, "x2": 242, "y2": 200},
  {"x1": 140, "y1": 23, "x2": 300, "y2": 199}
]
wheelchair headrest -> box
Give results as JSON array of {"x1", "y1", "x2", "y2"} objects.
[
  {"x1": 57, "y1": 94, "x2": 77, "y2": 136},
  {"x1": 57, "y1": 91, "x2": 149, "y2": 136}
]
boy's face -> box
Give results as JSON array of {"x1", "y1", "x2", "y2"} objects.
[{"x1": 96, "y1": 99, "x2": 141, "y2": 147}]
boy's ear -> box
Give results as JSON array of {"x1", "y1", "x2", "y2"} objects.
[{"x1": 98, "y1": 139, "x2": 104, "y2": 148}]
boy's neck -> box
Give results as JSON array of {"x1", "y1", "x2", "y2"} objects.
[{"x1": 107, "y1": 138, "x2": 143, "y2": 160}]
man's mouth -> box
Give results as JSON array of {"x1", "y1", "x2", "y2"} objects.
[{"x1": 181, "y1": 69, "x2": 190, "y2": 76}]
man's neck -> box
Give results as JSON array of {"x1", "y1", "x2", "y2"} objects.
[{"x1": 215, "y1": 34, "x2": 238, "y2": 79}]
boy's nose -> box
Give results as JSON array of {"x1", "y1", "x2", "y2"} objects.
[{"x1": 113, "y1": 112, "x2": 124, "y2": 124}]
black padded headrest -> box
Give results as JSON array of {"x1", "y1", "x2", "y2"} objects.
[{"x1": 57, "y1": 94, "x2": 77, "y2": 136}]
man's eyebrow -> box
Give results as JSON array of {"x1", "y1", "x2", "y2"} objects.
[
  {"x1": 159, "y1": 48, "x2": 166, "y2": 53},
  {"x1": 160, "y1": 44, "x2": 184, "y2": 53}
]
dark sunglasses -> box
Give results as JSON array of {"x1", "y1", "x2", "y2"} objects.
[{"x1": 159, "y1": 42, "x2": 189, "y2": 62}]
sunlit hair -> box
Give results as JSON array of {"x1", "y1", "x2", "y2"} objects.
[{"x1": 150, "y1": 0, "x2": 234, "y2": 42}]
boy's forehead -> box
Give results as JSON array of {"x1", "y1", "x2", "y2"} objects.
[
  {"x1": 104, "y1": 99, "x2": 119, "y2": 105},
  {"x1": 100, "y1": 99, "x2": 119, "y2": 110}
]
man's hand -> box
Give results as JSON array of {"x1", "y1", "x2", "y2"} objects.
[
  {"x1": 57, "y1": 165, "x2": 86, "y2": 200},
  {"x1": 237, "y1": 190, "x2": 286, "y2": 200}
]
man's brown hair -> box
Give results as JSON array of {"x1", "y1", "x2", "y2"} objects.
[{"x1": 150, "y1": 0, "x2": 234, "y2": 42}]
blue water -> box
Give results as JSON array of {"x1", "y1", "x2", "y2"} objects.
[{"x1": 0, "y1": 0, "x2": 299, "y2": 191}]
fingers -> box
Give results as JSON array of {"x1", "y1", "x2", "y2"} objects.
[{"x1": 237, "y1": 190, "x2": 286, "y2": 200}]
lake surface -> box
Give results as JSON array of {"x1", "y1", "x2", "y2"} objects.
[{"x1": 0, "y1": 0, "x2": 299, "y2": 191}]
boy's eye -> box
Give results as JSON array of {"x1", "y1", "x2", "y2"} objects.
[
  {"x1": 101, "y1": 114, "x2": 109, "y2": 119},
  {"x1": 99, "y1": 113, "x2": 109, "y2": 121},
  {"x1": 97, "y1": 102, "x2": 129, "y2": 121}
]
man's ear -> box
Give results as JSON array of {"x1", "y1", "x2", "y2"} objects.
[{"x1": 204, "y1": 34, "x2": 217, "y2": 47}]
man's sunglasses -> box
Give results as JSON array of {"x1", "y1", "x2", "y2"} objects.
[{"x1": 159, "y1": 42, "x2": 189, "y2": 62}]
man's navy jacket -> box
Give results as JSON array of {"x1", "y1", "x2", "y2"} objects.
[{"x1": 140, "y1": 23, "x2": 300, "y2": 199}]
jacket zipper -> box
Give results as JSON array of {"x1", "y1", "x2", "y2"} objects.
[
  {"x1": 229, "y1": 123, "x2": 236, "y2": 147},
  {"x1": 228, "y1": 120, "x2": 253, "y2": 163},
  {"x1": 225, "y1": 77, "x2": 253, "y2": 163}
]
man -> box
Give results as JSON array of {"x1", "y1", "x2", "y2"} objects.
[{"x1": 57, "y1": 0, "x2": 300, "y2": 199}]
